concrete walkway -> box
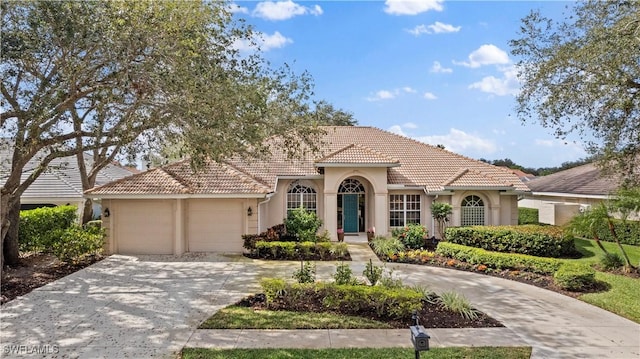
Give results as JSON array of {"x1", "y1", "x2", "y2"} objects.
[{"x1": 1, "y1": 244, "x2": 639, "y2": 358}]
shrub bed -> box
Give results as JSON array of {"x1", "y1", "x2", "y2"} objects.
[
  {"x1": 553, "y1": 262, "x2": 597, "y2": 291},
  {"x1": 248, "y1": 241, "x2": 349, "y2": 260},
  {"x1": 436, "y1": 242, "x2": 562, "y2": 275},
  {"x1": 445, "y1": 225, "x2": 577, "y2": 258},
  {"x1": 261, "y1": 278, "x2": 424, "y2": 320}
]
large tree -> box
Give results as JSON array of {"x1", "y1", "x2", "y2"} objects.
[
  {"x1": 510, "y1": 0, "x2": 640, "y2": 185},
  {"x1": 0, "y1": 1, "x2": 322, "y2": 266}
]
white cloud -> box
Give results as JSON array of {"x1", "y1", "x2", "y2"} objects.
[
  {"x1": 468, "y1": 66, "x2": 520, "y2": 96},
  {"x1": 430, "y1": 61, "x2": 453, "y2": 74},
  {"x1": 388, "y1": 127, "x2": 497, "y2": 154},
  {"x1": 367, "y1": 90, "x2": 396, "y2": 101},
  {"x1": 403, "y1": 122, "x2": 418, "y2": 129},
  {"x1": 229, "y1": 3, "x2": 249, "y2": 14},
  {"x1": 423, "y1": 92, "x2": 437, "y2": 100},
  {"x1": 233, "y1": 31, "x2": 293, "y2": 52},
  {"x1": 418, "y1": 128, "x2": 497, "y2": 154},
  {"x1": 408, "y1": 21, "x2": 461, "y2": 35},
  {"x1": 384, "y1": 0, "x2": 443, "y2": 15},
  {"x1": 253, "y1": 0, "x2": 322, "y2": 20},
  {"x1": 454, "y1": 44, "x2": 510, "y2": 68},
  {"x1": 366, "y1": 87, "x2": 418, "y2": 101}
]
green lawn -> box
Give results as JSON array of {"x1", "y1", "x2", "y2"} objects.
[
  {"x1": 579, "y1": 271, "x2": 640, "y2": 322},
  {"x1": 182, "y1": 347, "x2": 532, "y2": 359},
  {"x1": 572, "y1": 238, "x2": 640, "y2": 266},
  {"x1": 199, "y1": 305, "x2": 392, "y2": 329}
]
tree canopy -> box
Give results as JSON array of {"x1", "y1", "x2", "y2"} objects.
[
  {"x1": 0, "y1": 1, "x2": 341, "y2": 266},
  {"x1": 510, "y1": 0, "x2": 640, "y2": 185}
]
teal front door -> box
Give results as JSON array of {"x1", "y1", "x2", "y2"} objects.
[{"x1": 343, "y1": 194, "x2": 358, "y2": 232}]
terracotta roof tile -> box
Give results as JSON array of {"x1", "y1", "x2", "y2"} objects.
[
  {"x1": 315, "y1": 144, "x2": 399, "y2": 165},
  {"x1": 442, "y1": 168, "x2": 512, "y2": 188},
  {"x1": 89, "y1": 126, "x2": 530, "y2": 196}
]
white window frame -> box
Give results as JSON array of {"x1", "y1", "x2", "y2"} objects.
[
  {"x1": 389, "y1": 194, "x2": 421, "y2": 227},
  {"x1": 287, "y1": 184, "x2": 317, "y2": 214}
]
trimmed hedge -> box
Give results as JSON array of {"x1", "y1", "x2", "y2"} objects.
[
  {"x1": 444, "y1": 225, "x2": 577, "y2": 258},
  {"x1": 572, "y1": 219, "x2": 640, "y2": 246},
  {"x1": 260, "y1": 278, "x2": 423, "y2": 320},
  {"x1": 553, "y1": 262, "x2": 596, "y2": 291},
  {"x1": 19, "y1": 205, "x2": 77, "y2": 252},
  {"x1": 51, "y1": 226, "x2": 105, "y2": 264},
  {"x1": 436, "y1": 242, "x2": 562, "y2": 275},
  {"x1": 518, "y1": 208, "x2": 539, "y2": 225},
  {"x1": 250, "y1": 241, "x2": 349, "y2": 260}
]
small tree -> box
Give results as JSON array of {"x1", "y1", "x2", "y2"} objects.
[
  {"x1": 284, "y1": 207, "x2": 323, "y2": 242},
  {"x1": 431, "y1": 202, "x2": 453, "y2": 240}
]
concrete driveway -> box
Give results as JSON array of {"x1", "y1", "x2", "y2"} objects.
[{"x1": 1, "y1": 251, "x2": 639, "y2": 358}]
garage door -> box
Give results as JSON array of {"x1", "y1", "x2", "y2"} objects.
[
  {"x1": 115, "y1": 200, "x2": 174, "y2": 254},
  {"x1": 187, "y1": 199, "x2": 243, "y2": 252}
]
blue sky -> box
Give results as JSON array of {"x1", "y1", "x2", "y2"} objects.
[{"x1": 232, "y1": 0, "x2": 586, "y2": 168}]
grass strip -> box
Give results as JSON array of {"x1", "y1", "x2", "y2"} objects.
[{"x1": 183, "y1": 347, "x2": 532, "y2": 359}]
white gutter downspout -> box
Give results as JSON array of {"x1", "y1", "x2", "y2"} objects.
[{"x1": 258, "y1": 193, "x2": 275, "y2": 233}]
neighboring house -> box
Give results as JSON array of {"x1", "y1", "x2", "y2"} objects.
[
  {"x1": 501, "y1": 167, "x2": 536, "y2": 182},
  {"x1": 518, "y1": 163, "x2": 619, "y2": 225},
  {"x1": 86, "y1": 126, "x2": 530, "y2": 255},
  {"x1": 0, "y1": 147, "x2": 136, "y2": 219}
]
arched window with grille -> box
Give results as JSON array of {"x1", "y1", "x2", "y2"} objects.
[
  {"x1": 287, "y1": 184, "x2": 317, "y2": 214},
  {"x1": 461, "y1": 195, "x2": 485, "y2": 226}
]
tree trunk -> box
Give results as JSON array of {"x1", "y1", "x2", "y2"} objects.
[
  {"x1": 607, "y1": 218, "x2": 635, "y2": 269},
  {"x1": 2, "y1": 200, "x2": 21, "y2": 267},
  {"x1": 81, "y1": 198, "x2": 94, "y2": 224}
]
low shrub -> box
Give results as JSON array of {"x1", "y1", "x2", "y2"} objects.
[
  {"x1": 285, "y1": 207, "x2": 323, "y2": 242},
  {"x1": 518, "y1": 208, "x2": 539, "y2": 225},
  {"x1": 50, "y1": 225, "x2": 105, "y2": 264},
  {"x1": 251, "y1": 241, "x2": 349, "y2": 260},
  {"x1": 437, "y1": 291, "x2": 479, "y2": 320},
  {"x1": 363, "y1": 259, "x2": 383, "y2": 286},
  {"x1": 293, "y1": 261, "x2": 316, "y2": 283},
  {"x1": 445, "y1": 225, "x2": 577, "y2": 258},
  {"x1": 259, "y1": 279, "x2": 423, "y2": 320},
  {"x1": 600, "y1": 252, "x2": 624, "y2": 271},
  {"x1": 553, "y1": 263, "x2": 596, "y2": 291},
  {"x1": 19, "y1": 205, "x2": 77, "y2": 253},
  {"x1": 370, "y1": 236, "x2": 405, "y2": 258},
  {"x1": 333, "y1": 262, "x2": 358, "y2": 285},
  {"x1": 436, "y1": 242, "x2": 562, "y2": 275},
  {"x1": 394, "y1": 223, "x2": 429, "y2": 249}
]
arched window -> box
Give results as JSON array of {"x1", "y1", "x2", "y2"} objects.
[
  {"x1": 338, "y1": 179, "x2": 365, "y2": 193},
  {"x1": 461, "y1": 195, "x2": 485, "y2": 226},
  {"x1": 287, "y1": 184, "x2": 317, "y2": 213}
]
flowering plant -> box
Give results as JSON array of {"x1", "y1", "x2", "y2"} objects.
[
  {"x1": 337, "y1": 228, "x2": 344, "y2": 234},
  {"x1": 366, "y1": 226, "x2": 375, "y2": 234}
]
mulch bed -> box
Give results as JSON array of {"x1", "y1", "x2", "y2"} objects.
[
  {"x1": 1, "y1": 253, "x2": 103, "y2": 305},
  {"x1": 238, "y1": 293, "x2": 503, "y2": 329}
]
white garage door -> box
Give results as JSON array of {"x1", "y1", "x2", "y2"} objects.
[
  {"x1": 115, "y1": 200, "x2": 174, "y2": 255},
  {"x1": 187, "y1": 199, "x2": 244, "y2": 252}
]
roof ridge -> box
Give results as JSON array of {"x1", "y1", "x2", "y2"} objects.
[
  {"x1": 442, "y1": 168, "x2": 469, "y2": 186},
  {"x1": 85, "y1": 166, "x2": 164, "y2": 194},
  {"x1": 160, "y1": 166, "x2": 193, "y2": 194}
]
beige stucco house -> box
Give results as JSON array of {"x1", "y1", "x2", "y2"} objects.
[{"x1": 86, "y1": 126, "x2": 530, "y2": 255}]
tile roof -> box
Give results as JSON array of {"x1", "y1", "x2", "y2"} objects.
[
  {"x1": 86, "y1": 159, "x2": 271, "y2": 195},
  {"x1": 525, "y1": 163, "x2": 619, "y2": 196},
  {"x1": 315, "y1": 144, "x2": 399, "y2": 165},
  {"x1": 87, "y1": 126, "x2": 530, "y2": 196}
]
